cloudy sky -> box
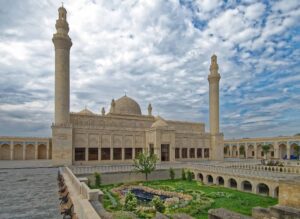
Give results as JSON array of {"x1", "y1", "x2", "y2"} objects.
[{"x1": 0, "y1": 0, "x2": 299, "y2": 139}]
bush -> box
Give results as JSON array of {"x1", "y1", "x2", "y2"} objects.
[
  {"x1": 124, "y1": 191, "x2": 137, "y2": 211},
  {"x1": 181, "y1": 169, "x2": 186, "y2": 180},
  {"x1": 94, "y1": 172, "x2": 101, "y2": 187},
  {"x1": 169, "y1": 168, "x2": 175, "y2": 180},
  {"x1": 151, "y1": 196, "x2": 165, "y2": 213},
  {"x1": 186, "y1": 170, "x2": 194, "y2": 182}
]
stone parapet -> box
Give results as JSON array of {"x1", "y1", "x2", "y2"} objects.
[{"x1": 208, "y1": 208, "x2": 252, "y2": 219}]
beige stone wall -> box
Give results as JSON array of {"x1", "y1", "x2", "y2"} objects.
[
  {"x1": 279, "y1": 178, "x2": 300, "y2": 208},
  {"x1": 0, "y1": 136, "x2": 51, "y2": 161}
]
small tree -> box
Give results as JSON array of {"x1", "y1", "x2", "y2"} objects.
[
  {"x1": 239, "y1": 146, "x2": 245, "y2": 158},
  {"x1": 133, "y1": 152, "x2": 158, "y2": 181},
  {"x1": 124, "y1": 191, "x2": 137, "y2": 211},
  {"x1": 186, "y1": 170, "x2": 194, "y2": 182},
  {"x1": 181, "y1": 169, "x2": 186, "y2": 180},
  {"x1": 94, "y1": 172, "x2": 101, "y2": 187},
  {"x1": 151, "y1": 196, "x2": 165, "y2": 213},
  {"x1": 262, "y1": 144, "x2": 270, "y2": 160},
  {"x1": 294, "y1": 144, "x2": 300, "y2": 160},
  {"x1": 169, "y1": 168, "x2": 175, "y2": 180}
]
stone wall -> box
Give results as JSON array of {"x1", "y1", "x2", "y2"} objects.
[
  {"x1": 279, "y1": 177, "x2": 300, "y2": 208},
  {"x1": 80, "y1": 169, "x2": 182, "y2": 185}
]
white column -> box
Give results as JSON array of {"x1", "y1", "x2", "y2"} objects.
[
  {"x1": 287, "y1": 143, "x2": 291, "y2": 160},
  {"x1": 22, "y1": 142, "x2": 26, "y2": 160},
  {"x1": 245, "y1": 144, "x2": 248, "y2": 159},
  {"x1": 274, "y1": 142, "x2": 279, "y2": 159},
  {"x1": 254, "y1": 143, "x2": 258, "y2": 159},
  {"x1": 46, "y1": 142, "x2": 49, "y2": 160},
  {"x1": 35, "y1": 142, "x2": 38, "y2": 160},
  {"x1": 10, "y1": 141, "x2": 13, "y2": 160}
]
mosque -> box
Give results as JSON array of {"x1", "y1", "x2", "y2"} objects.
[{"x1": 51, "y1": 6, "x2": 224, "y2": 166}]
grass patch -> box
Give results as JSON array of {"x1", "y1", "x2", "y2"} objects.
[{"x1": 97, "y1": 179, "x2": 277, "y2": 219}]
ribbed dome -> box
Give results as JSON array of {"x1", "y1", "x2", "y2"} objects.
[
  {"x1": 110, "y1": 95, "x2": 142, "y2": 115},
  {"x1": 78, "y1": 108, "x2": 94, "y2": 115},
  {"x1": 151, "y1": 116, "x2": 168, "y2": 128}
]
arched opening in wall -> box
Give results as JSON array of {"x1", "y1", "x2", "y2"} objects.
[
  {"x1": 279, "y1": 144, "x2": 287, "y2": 159},
  {"x1": 224, "y1": 146, "x2": 230, "y2": 157},
  {"x1": 268, "y1": 145, "x2": 274, "y2": 159},
  {"x1": 26, "y1": 144, "x2": 35, "y2": 160},
  {"x1": 247, "y1": 145, "x2": 254, "y2": 158},
  {"x1": 239, "y1": 145, "x2": 245, "y2": 158},
  {"x1": 228, "y1": 178, "x2": 237, "y2": 188},
  {"x1": 0, "y1": 144, "x2": 10, "y2": 160},
  {"x1": 242, "y1": 180, "x2": 252, "y2": 192},
  {"x1": 232, "y1": 146, "x2": 237, "y2": 157},
  {"x1": 274, "y1": 186, "x2": 279, "y2": 198},
  {"x1": 198, "y1": 173, "x2": 203, "y2": 182},
  {"x1": 207, "y1": 175, "x2": 213, "y2": 184},
  {"x1": 49, "y1": 144, "x2": 52, "y2": 159},
  {"x1": 257, "y1": 183, "x2": 269, "y2": 196},
  {"x1": 13, "y1": 144, "x2": 23, "y2": 160},
  {"x1": 38, "y1": 144, "x2": 47, "y2": 159},
  {"x1": 290, "y1": 143, "x2": 299, "y2": 160},
  {"x1": 216, "y1": 176, "x2": 224, "y2": 186}
]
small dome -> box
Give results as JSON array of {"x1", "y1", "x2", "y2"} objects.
[
  {"x1": 78, "y1": 108, "x2": 94, "y2": 115},
  {"x1": 110, "y1": 95, "x2": 142, "y2": 115},
  {"x1": 151, "y1": 116, "x2": 168, "y2": 128}
]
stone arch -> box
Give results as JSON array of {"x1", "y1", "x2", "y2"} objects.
[
  {"x1": 25, "y1": 144, "x2": 35, "y2": 160},
  {"x1": 232, "y1": 146, "x2": 238, "y2": 157},
  {"x1": 207, "y1": 175, "x2": 213, "y2": 184},
  {"x1": 269, "y1": 144, "x2": 274, "y2": 158},
  {"x1": 279, "y1": 144, "x2": 287, "y2": 159},
  {"x1": 241, "y1": 180, "x2": 252, "y2": 192},
  {"x1": 290, "y1": 143, "x2": 299, "y2": 159},
  {"x1": 224, "y1": 146, "x2": 230, "y2": 157},
  {"x1": 247, "y1": 145, "x2": 254, "y2": 158},
  {"x1": 257, "y1": 183, "x2": 269, "y2": 196},
  {"x1": 198, "y1": 173, "x2": 203, "y2": 182},
  {"x1": 38, "y1": 144, "x2": 47, "y2": 159},
  {"x1": 228, "y1": 178, "x2": 237, "y2": 188},
  {"x1": 0, "y1": 144, "x2": 10, "y2": 160},
  {"x1": 216, "y1": 176, "x2": 224, "y2": 186},
  {"x1": 13, "y1": 144, "x2": 23, "y2": 160}
]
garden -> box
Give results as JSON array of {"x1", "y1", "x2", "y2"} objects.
[
  {"x1": 89, "y1": 153, "x2": 277, "y2": 218},
  {"x1": 90, "y1": 169, "x2": 277, "y2": 219}
]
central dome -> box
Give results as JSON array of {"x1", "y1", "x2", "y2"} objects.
[{"x1": 111, "y1": 95, "x2": 142, "y2": 115}]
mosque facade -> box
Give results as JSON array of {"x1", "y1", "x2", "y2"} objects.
[{"x1": 51, "y1": 6, "x2": 224, "y2": 166}]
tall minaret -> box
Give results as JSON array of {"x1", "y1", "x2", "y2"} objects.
[
  {"x1": 208, "y1": 55, "x2": 223, "y2": 160},
  {"x1": 52, "y1": 5, "x2": 72, "y2": 125},
  {"x1": 208, "y1": 54, "x2": 220, "y2": 135}
]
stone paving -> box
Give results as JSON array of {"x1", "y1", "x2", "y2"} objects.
[{"x1": 0, "y1": 166, "x2": 61, "y2": 219}]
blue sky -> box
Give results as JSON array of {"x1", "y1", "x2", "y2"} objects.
[{"x1": 0, "y1": 0, "x2": 299, "y2": 138}]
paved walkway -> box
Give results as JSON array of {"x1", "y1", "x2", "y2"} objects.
[{"x1": 0, "y1": 167, "x2": 61, "y2": 219}]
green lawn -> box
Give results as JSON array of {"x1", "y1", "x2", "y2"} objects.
[{"x1": 97, "y1": 179, "x2": 277, "y2": 219}]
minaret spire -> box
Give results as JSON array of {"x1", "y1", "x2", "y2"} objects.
[
  {"x1": 208, "y1": 54, "x2": 223, "y2": 161},
  {"x1": 53, "y1": 5, "x2": 72, "y2": 125}
]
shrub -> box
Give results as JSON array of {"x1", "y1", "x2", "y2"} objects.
[
  {"x1": 151, "y1": 196, "x2": 165, "y2": 213},
  {"x1": 169, "y1": 168, "x2": 175, "y2": 180},
  {"x1": 186, "y1": 170, "x2": 194, "y2": 182},
  {"x1": 94, "y1": 172, "x2": 101, "y2": 187},
  {"x1": 181, "y1": 169, "x2": 186, "y2": 180},
  {"x1": 124, "y1": 191, "x2": 137, "y2": 211}
]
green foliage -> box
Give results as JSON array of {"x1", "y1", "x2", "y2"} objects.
[
  {"x1": 181, "y1": 169, "x2": 186, "y2": 180},
  {"x1": 262, "y1": 144, "x2": 271, "y2": 158},
  {"x1": 207, "y1": 192, "x2": 235, "y2": 199},
  {"x1": 294, "y1": 144, "x2": 300, "y2": 160},
  {"x1": 151, "y1": 196, "x2": 165, "y2": 213},
  {"x1": 239, "y1": 145, "x2": 245, "y2": 156},
  {"x1": 94, "y1": 172, "x2": 101, "y2": 187},
  {"x1": 124, "y1": 191, "x2": 137, "y2": 211},
  {"x1": 133, "y1": 152, "x2": 158, "y2": 181},
  {"x1": 169, "y1": 168, "x2": 175, "y2": 180},
  {"x1": 186, "y1": 170, "x2": 194, "y2": 182},
  {"x1": 87, "y1": 178, "x2": 91, "y2": 188}
]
